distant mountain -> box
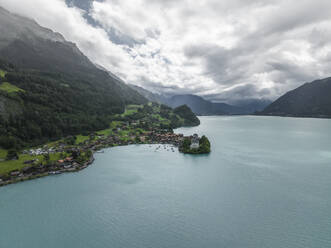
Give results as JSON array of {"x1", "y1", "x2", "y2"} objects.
[
  {"x1": 130, "y1": 85, "x2": 166, "y2": 104},
  {"x1": 259, "y1": 77, "x2": 331, "y2": 118},
  {"x1": 130, "y1": 84, "x2": 269, "y2": 115},
  {"x1": 163, "y1": 94, "x2": 244, "y2": 115},
  {"x1": 232, "y1": 99, "x2": 272, "y2": 113}
]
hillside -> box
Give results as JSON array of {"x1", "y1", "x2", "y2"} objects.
[
  {"x1": 0, "y1": 7, "x2": 144, "y2": 102},
  {"x1": 0, "y1": 7, "x2": 150, "y2": 148},
  {"x1": 259, "y1": 77, "x2": 331, "y2": 118},
  {"x1": 130, "y1": 85, "x2": 166, "y2": 104},
  {"x1": 0, "y1": 102, "x2": 201, "y2": 181},
  {"x1": 0, "y1": 59, "x2": 145, "y2": 147},
  {"x1": 0, "y1": 7, "x2": 203, "y2": 149}
]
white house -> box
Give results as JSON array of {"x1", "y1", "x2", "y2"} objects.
[{"x1": 190, "y1": 134, "x2": 200, "y2": 149}]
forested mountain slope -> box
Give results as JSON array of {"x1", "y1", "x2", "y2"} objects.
[
  {"x1": 259, "y1": 77, "x2": 331, "y2": 118},
  {"x1": 0, "y1": 7, "x2": 148, "y2": 148}
]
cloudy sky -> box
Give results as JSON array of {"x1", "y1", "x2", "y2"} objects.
[{"x1": 0, "y1": 0, "x2": 331, "y2": 103}]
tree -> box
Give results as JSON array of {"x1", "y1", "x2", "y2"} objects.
[
  {"x1": 6, "y1": 150, "x2": 19, "y2": 160},
  {"x1": 179, "y1": 137, "x2": 191, "y2": 153},
  {"x1": 173, "y1": 105, "x2": 200, "y2": 127},
  {"x1": 0, "y1": 136, "x2": 17, "y2": 149},
  {"x1": 71, "y1": 150, "x2": 80, "y2": 159},
  {"x1": 199, "y1": 135, "x2": 211, "y2": 153},
  {"x1": 135, "y1": 136, "x2": 141, "y2": 143},
  {"x1": 43, "y1": 153, "x2": 50, "y2": 162}
]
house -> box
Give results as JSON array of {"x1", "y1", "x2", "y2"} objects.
[
  {"x1": 64, "y1": 164, "x2": 72, "y2": 169},
  {"x1": 23, "y1": 159, "x2": 37, "y2": 165},
  {"x1": 10, "y1": 171, "x2": 20, "y2": 177},
  {"x1": 64, "y1": 157, "x2": 73, "y2": 162},
  {"x1": 190, "y1": 134, "x2": 200, "y2": 149}
]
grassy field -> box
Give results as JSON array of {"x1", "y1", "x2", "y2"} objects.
[
  {"x1": 96, "y1": 121, "x2": 122, "y2": 136},
  {"x1": 0, "y1": 82, "x2": 25, "y2": 93},
  {"x1": 0, "y1": 104, "x2": 176, "y2": 175},
  {"x1": 121, "y1": 105, "x2": 142, "y2": 116},
  {"x1": 0, "y1": 149, "x2": 7, "y2": 160},
  {"x1": 0, "y1": 69, "x2": 6, "y2": 78},
  {"x1": 0, "y1": 154, "x2": 43, "y2": 174},
  {"x1": 75, "y1": 135, "x2": 89, "y2": 145},
  {"x1": 0, "y1": 151, "x2": 68, "y2": 175},
  {"x1": 96, "y1": 129, "x2": 113, "y2": 136},
  {"x1": 0, "y1": 121, "x2": 127, "y2": 175}
]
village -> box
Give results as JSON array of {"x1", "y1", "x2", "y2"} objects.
[
  {"x1": 0, "y1": 102, "x2": 211, "y2": 187},
  {"x1": 0, "y1": 120, "x2": 206, "y2": 186}
]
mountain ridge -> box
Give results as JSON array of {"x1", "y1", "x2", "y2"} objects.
[
  {"x1": 0, "y1": 6, "x2": 203, "y2": 149},
  {"x1": 0, "y1": 6, "x2": 149, "y2": 147},
  {"x1": 130, "y1": 84, "x2": 271, "y2": 115},
  {"x1": 259, "y1": 77, "x2": 331, "y2": 118}
]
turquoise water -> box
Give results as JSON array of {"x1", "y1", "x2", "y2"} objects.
[{"x1": 1, "y1": 116, "x2": 331, "y2": 248}]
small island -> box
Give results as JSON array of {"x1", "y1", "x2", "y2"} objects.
[{"x1": 179, "y1": 134, "x2": 211, "y2": 154}]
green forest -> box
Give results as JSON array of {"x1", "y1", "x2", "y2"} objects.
[
  {"x1": 0, "y1": 59, "x2": 199, "y2": 150},
  {"x1": 0, "y1": 59, "x2": 147, "y2": 149}
]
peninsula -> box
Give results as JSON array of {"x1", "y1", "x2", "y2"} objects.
[{"x1": 0, "y1": 103, "x2": 210, "y2": 187}]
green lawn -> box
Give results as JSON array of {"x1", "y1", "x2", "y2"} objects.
[
  {"x1": 0, "y1": 149, "x2": 7, "y2": 160},
  {"x1": 0, "y1": 154, "x2": 43, "y2": 175},
  {"x1": 49, "y1": 153, "x2": 67, "y2": 162},
  {"x1": 0, "y1": 82, "x2": 25, "y2": 93},
  {"x1": 0, "y1": 152, "x2": 68, "y2": 175},
  {"x1": 45, "y1": 140, "x2": 62, "y2": 148},
  {"x1": 96, "y1": 121, "x2": 123, "y2": 136},
  {"x1": 75, "y1": 135, "x2": 89, "y2": 144},
  {"x1": 152, "y1": 113, "x2": 165, "y2": 121},
  {"x1": 121, "y1": 105, "x2": 143, "y2": 116},
  {"x1": 0, "y1": 69, "x2": 6, "y2": 78},
  {"x1": 96, "y1": 128, "x2": 113, "y2": 136}
]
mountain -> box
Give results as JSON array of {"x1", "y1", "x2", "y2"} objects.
[
  {"x1": 0, "y1": 7, "x2": 145, "y2": 103},
  {"x1": 0, "y1": 7, "x2": 149, "y2": 147},
  {"x1": 173, "y1": 105, "x2": 200, "y2": 126},
  {"x1": 232, "y1": 99, "x2": 272, "y2": 113},
  {"x1": 130, "y1": 85, "x2": 166, "y2": 104},
  {"x1": 0, "y1": 7, "x2": 203, "y2": 149},
  {"x1": 259, "y1": 77, "x2": 331, "y2": 118},
  {"x1": 163, "y1": 94, "x2": 243, "y2": 115},
  {"x1": 130, "y1": 84, "x2": 270, "y2": 115}
]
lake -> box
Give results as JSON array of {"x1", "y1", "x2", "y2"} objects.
[{"x1": 1, "y1": 116, "x2": 331, "y2": 248}]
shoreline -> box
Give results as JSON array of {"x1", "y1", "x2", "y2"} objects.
[
  {"x1": 0, "y1": 133, "x2": 188, "y2": 187},
  {"x1": 0, "y1": 155, "x2": 96, "y2": 187}
]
